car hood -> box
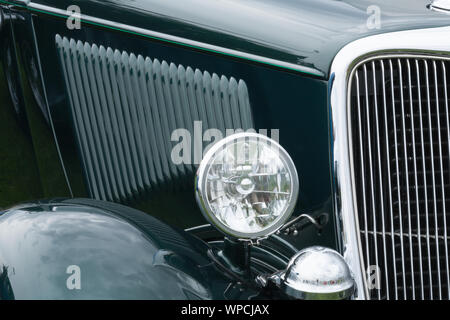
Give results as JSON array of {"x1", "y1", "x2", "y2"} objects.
[{"x1": 28, "y1": 0, "x2": 450, "y2": 78}]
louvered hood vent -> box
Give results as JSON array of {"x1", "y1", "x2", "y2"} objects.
[{"x1": 55, "y1": 35, "x2": 253, "y2": 203}]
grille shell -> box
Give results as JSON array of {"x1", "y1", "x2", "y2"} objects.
[{"x1": 349, "y1": 55, "x2": 450, "y2": 300}]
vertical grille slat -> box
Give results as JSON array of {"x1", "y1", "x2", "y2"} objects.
[
  {"x1": 350, "y1": 55, "x2": 450, "y2": 300},
  {"x1": 424, "y1": 59, "x2": 443, "y2": 300},
  {"x1": 442, "y1": 62, "x2": 450, "y2": 297},
  {"x1": 355, "y1": 70, "x2": 372, "y2": 283},
  {"x1": 407, "y1": 59, "x2": 425, "y2": 299},
  {"x1": 364, "y1": 63, "x2": 381, "y2": 300},
  {"x1": 398, "y1": 58, "x2": 415, "y2": 299},
  {"x1": 373, "y1": 60, "x2": 390, "y2": 299},
  {"x1": 381, "y1": 60, "x2": 398, "y2": 299},
  {"x1": 56, "y1": 35, "x2": 253, "y2": 202},
  {"x1": 415, "y1": 58, "x2": 434, "y2": 299},
  {"x1": 433, "y1": 60, "x2": 446, "y2": 299},
  {"x1": 390, "y1": 58, "x2": 408, "y2": 299}
]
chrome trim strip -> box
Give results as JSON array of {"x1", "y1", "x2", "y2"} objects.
[
  {"x1": 19, "y1": 1, "x2": 323, "y2": 77},
  {"x1": 330, "y1": 26, "x2": 450, "y2": 300}
]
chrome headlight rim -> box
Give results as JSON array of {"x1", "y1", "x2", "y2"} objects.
[{"x1": 195, "y1": 132, "x2": 299, "y2": 240}]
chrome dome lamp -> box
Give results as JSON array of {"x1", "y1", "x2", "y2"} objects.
[{"x1": 259, "y1": 246, "x2": 355, "y2": 300}]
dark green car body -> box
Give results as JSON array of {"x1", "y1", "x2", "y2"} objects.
[{"x1": 0, "y1": 0, "x2": 448, "y2": 299}]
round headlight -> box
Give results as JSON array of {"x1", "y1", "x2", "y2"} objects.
[{"x1": 195, "y1": 133, "x2": 299, "y2": 239}]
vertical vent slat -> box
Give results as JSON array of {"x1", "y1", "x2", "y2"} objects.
[
  {"x1": 72, "y1": 39, "x2": 108, "y2": 200},
  {"x1": 202, "y1": 72, "x2": 218, "y2": 133},
  {"x1": 131, "y1": 55, "x2": 158, "y2": 187},
  {"x1": 127, "y1": 53, "x2": 152, "y2": 190},
  {"x1": 161, "y1": 60, "x2": 186, "y2": 179},
  {"x1": 169, "y1": 63, "x2": 190, "y2": 174},
  {"x1": 103, "y1": 47, "x2": 135, "y2": 199},
  {"x1": 57, "y1": 38, "x2": 99, "y2": 199},
  {"x1": 114, "y1": 50, "x2": 144, "y2": 196},
  {"x1": 56, "y1": 35, "x2": 253, "y2": 202},
  {"x1": 137, "y1": 56, "x2": 165, "y2": 185},
  {"x1": 238, "y1": 81, "x2": 253, "y2": 130},
  {"x1": 79, "y1": 42, "x2": 114, "y2": 201},
  {"x1": 176, "y1": 65, "x2": 196, "y2": 174},
  {"x1": 106, "y1": 50, "x2": 136, "y2": 196},
  {"x1": 86, "y1": 44, "x2": 120, "y2": 202},
  {"x1": 145, "y1": 58, "x2": 172, "y2": 182},
  {"x1": 350, "y1": 54, "x2": 450, "y2": 300},
  {"x1": 92, "y1": 45, "x2": 125, "y2": 202}
]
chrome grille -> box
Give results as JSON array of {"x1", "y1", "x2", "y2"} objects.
[{"x1": 349, "y1": 56, "x2": 450, "y2": 299}]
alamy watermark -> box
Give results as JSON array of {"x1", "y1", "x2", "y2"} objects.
[
  {"x1": 367, "y1": 265, "x2": 381, "y2": 290},
  {"x1": 66, "y1": 5, "x2": 81, "y2": 30},
  {"x1": 366, "y1": 5, "x2": 381, "y2": 30},
  {"x1": 170, "y1": 121, "x2": 280, "y2": 165},
  {"x1": 66, "y1": 265, "x2": 81, "y2": 290}
]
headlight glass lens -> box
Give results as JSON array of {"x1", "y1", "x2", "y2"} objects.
[{"x1": 196, "y1": 133, "x2": 298, "y2": 239}]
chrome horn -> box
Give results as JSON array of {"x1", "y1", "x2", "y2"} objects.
[{"x1": 259, "y1": 246, "x2": 355, "y2": 300}]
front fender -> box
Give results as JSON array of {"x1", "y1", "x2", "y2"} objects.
[{"x1": 0, "y1": 198, "x2": 235, "y2": 299}]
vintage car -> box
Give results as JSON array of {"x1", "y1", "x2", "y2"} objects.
[{"x1": 0, "y1": 0, "x2": 449, "y2": 300}]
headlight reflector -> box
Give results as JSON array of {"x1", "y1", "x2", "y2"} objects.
[{"x1": 195, "y1": 133, "x2": 299, "y2": 239}]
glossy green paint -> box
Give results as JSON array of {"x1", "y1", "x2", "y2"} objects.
[
  {"x1": 1, "y1": 0, "x2": 449, "y2": 300},
  {"x1": 3, "y1": 0, "x2": 450, "y2": 78},
  {"x1": 0, "y1": 64, "x2": 43, "y2": 208},
  {"x1": 25, "y1": 12, "x2": 334, "y2": 240},
  {"x1": 0, "y1": 199, "x2": 255, "y2": 299},
  {"x1": 5, "y1": 0, "x2": 444, "y2": 253},
  {"x1": 0, "y1": 198, "x2": 301, "y2": 299},
  {"x1": 0, "y1": 7, "x2": 70, "y2": 209}
]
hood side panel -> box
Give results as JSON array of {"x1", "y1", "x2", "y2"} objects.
[{"x1": 24, "y1": 0, "x2": 450, "y2": 78}]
